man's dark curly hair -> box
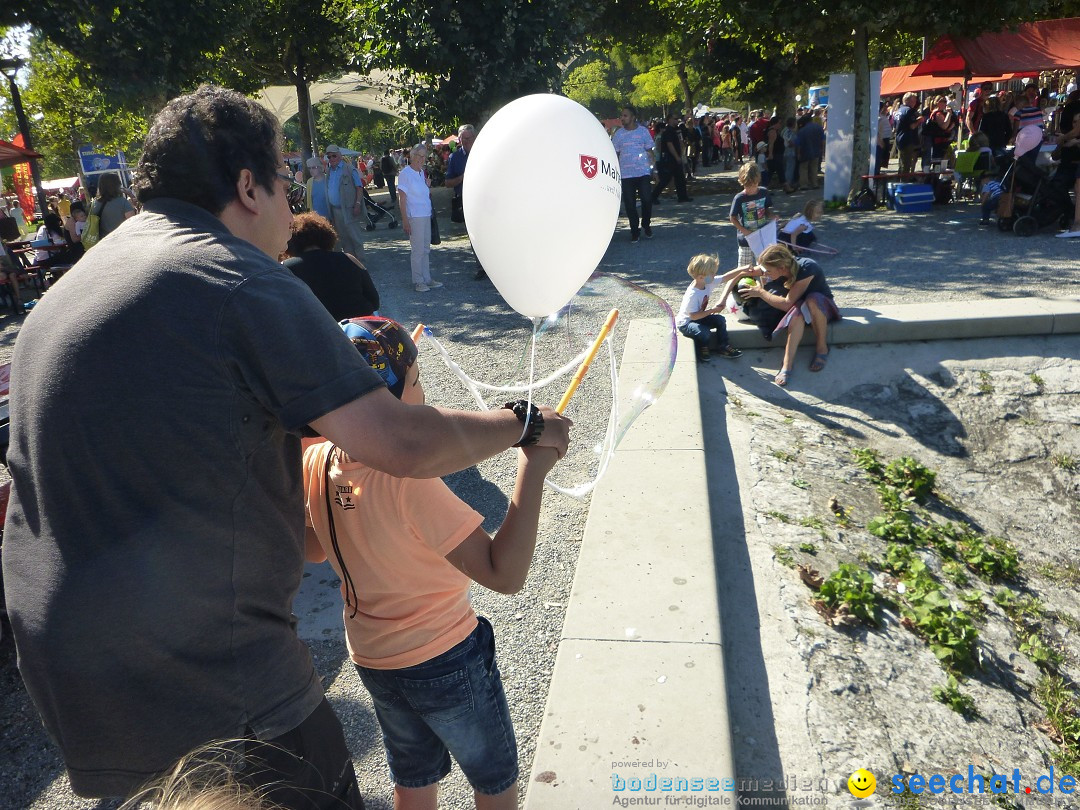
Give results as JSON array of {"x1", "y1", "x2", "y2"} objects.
[{"x1": 134, "y1": 85, "x2": 283, "y2": 215}]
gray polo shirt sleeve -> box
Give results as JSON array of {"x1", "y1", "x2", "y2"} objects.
[{"x1": 218, "y1": 268, "x2": 386, "y2": 432}]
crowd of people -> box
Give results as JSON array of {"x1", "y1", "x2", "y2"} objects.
[
  {"x1": 3, "y1": 123, "x2": 478, "y2": 319},
  {"x1": 291, "y1": 128, "x2": 481, "y2": 293},
  {"x1": 881, "y1": 75, "x2": 1080, "y2": 234},
  {"x1": 618, "y1": 76, "x2": 1078, "y2": 389},
  {"x1": 609, "y1": 104, "x2": 829, "y2": 213},
  {"x1": 293, "y1": 145, "x2": 457, "y2": 198},
  {"x1": 0, "y1": 178, "x2": 137, "y2": 295}
]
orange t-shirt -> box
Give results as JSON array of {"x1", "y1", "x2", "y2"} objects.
[{"x1": 303, "y1": 442, "x2": 484, "y2": 669}]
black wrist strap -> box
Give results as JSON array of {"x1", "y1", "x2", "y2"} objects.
[{"x1": 504, "y1": 400, "x2": 545, "y2": 447}]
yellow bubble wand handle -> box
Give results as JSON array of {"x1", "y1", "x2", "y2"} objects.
[
  {"x1": 411, "y1": 323, "x2": 425, "y2": 344},
  {"x1": 556, "y1": 309, "x2": 619, "y2": 414}
]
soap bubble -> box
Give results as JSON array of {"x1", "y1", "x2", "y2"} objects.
[{"x1": 419, "y1": 272, "x2": 676, "y2": 497}]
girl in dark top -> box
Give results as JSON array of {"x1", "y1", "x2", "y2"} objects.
[
  {"x1": 738, "y1": 244, "x2": 839, "y2": 386},
  {"x1": 282, "y1": 213, "x2": 380, "y2": 321}
]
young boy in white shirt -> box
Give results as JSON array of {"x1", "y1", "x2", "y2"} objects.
[{"x1": 675, "y1": 253, "x2": 744, "y2": 363}]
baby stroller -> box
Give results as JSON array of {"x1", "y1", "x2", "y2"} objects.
[
  {"x1": 286, "y1": 184, "x2": 398, "y2": 231},
  {"x1": 362, "y1": 187, "x2": 398, "y2": 231},
  {"x1": 997, "y1": 148, "x2": 1072, "y2": 236},
  {"x1": 287, "y1": 182, "x2": 307, "y2": 215}
]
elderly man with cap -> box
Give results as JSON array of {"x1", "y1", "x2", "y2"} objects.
[
  {"x1": 304, "y1": 155, "x2": 331, "y2": 220},
  {"x1": 324, "y1": 144, "x2": 367, "y2": 257}
]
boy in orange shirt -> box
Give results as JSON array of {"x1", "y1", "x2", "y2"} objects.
[{"x1": 303, "y1": 317, "x2": 562, "y2": 810}]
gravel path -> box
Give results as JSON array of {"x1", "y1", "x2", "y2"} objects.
[{"x1": 1, "y1": 162, "x2": 1077, "y2": 809}]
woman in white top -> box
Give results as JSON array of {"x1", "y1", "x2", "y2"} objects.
[
  {"x1": 397, "y1": 144, "x2": 441, "y2": 292},
  {"x1": 9, "y1": 199, "x2": 27, "y2": 233},
  {"x1": 33, "y1": 213, "x2": 70, "y2": 265}
]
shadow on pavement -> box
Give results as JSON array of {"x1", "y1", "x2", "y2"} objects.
[
  {"x1": 699, "y1": 370, "x2": 791, "y2": 807},
  {"x1": 730, "y1": 351, "x2": 968, "y2": 457}
]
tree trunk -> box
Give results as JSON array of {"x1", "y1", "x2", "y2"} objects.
[
  {"x1": 294, "y1": 75, "x2": 314, "y2": 179},
  {"x1": 849, "y1": 23, "x2": 871, "y2": 202},
  {"x1": 677, "y1": 60, "x2": 693, "y2": 117},
  {"x1": 777, "y1": 75, "x2": 796, "y2": 124}
]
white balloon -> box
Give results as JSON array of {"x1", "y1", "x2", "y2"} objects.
[{"x1": 463, "y1": 94, "x2": 623, "y2": 318}]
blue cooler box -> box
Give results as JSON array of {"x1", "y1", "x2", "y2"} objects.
[{"x1": 887, "y1": 183, "x2": 934, "y2": 213}]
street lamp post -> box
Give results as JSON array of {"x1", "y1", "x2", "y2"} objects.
[{"x1": 0, "y1": 57, "x2": 49, "y2": 220}]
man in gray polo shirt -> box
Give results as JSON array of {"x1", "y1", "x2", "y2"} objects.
[{"x1": 1, "y1": 85, "x2": 570, "y2": 810}]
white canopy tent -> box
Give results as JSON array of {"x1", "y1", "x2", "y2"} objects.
[
  {"x1": 254, "y1": 70, "x2": 409, "y2": 124},
  {"x1": 41, "y1": 176, "x2": 80, "y2": 192}
]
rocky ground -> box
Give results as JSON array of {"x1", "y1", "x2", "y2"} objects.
[{"x1": 715, "y1": 338, "x2": 1079, "y2": 809}]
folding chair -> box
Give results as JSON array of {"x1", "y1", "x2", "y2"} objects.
[{"x1": 953, "y1": 151, "x2": 985, "y2": 201}]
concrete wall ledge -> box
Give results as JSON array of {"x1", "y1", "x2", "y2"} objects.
[
  {"x1": 524, "y1": 320, "x2": 735, "y2": 810},
  {"x1": 726, "y1": 295, "x2": 1080, "y2": 349}
]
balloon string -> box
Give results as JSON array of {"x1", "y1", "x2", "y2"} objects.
[
  {"x1": 421, "y1": 330, "x2": 590, "y2": 400},
  {"x1": 519, "y1": 319, "x2": 539, "y2": 446}
]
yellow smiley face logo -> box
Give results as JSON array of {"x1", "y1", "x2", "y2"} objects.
[{"x1": 848, "y1": 768, "x2": 876, "y2": 798}]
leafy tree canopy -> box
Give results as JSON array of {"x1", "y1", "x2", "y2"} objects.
[
  {"x1": 313, "y1": 102, "x2": 415, "y2": 154},
  {"x1": 3, "y1": 0, "x2": 259, "y2": 109},
  {"x1": 1, "y1": 34, "x2": 146, "y2": 177},
  {"x1": 563, "y1": 59, "x2": 623, "y2": 118},
  {"x1": 361, "y1": 0, "x2": 603, "y2": 125}
]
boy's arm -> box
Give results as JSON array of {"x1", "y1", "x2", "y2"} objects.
[
  {"x1": 719, "y1": 265, "x2": 753, "y2": 283},
  {"x1": 688, "y1": 305, "x2": 720, "y2": 321},
  {"x1": 445, "y1": 446, "x2": 560, "y2": 594},
  {"x1": 729, "y1": 214, "x2": 751, "y2": 235},
  {"x1": 714, "y1": 277, "x2": 742, "y2": 314}
]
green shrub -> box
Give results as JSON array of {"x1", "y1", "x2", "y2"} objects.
[{"x1": 819, "y1": 564, "x2": 878, "y2": 625}]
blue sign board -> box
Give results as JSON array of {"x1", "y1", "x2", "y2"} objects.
[
  {"x1": 808, "y1": 86, "x2": 829, "y2": 107},
  {"x1": 78, "y1": 145, "x2": 121, "y2": 174},
  {"x1": 79, "y1": 146, "x2": 133, "y2": 187}
]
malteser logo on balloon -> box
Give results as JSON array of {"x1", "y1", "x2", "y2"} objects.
[{"x1": 580, "y1": 154, "x2": 598, "y2": 179}]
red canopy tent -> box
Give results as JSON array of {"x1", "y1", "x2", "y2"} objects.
[
  {"x1": 880, "y1": 65, "x2": 1037, "y2": 97},
  {"x1": 0, "y1": 138, "x2": 42, "y2": 169},
  {"x1": 913, "y1": 17, "x2": 1080, "y2": 77}
]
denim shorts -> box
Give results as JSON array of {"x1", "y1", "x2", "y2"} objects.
[{"x1": 354, "y1": 616, "x2": 518, "y2": 795}]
